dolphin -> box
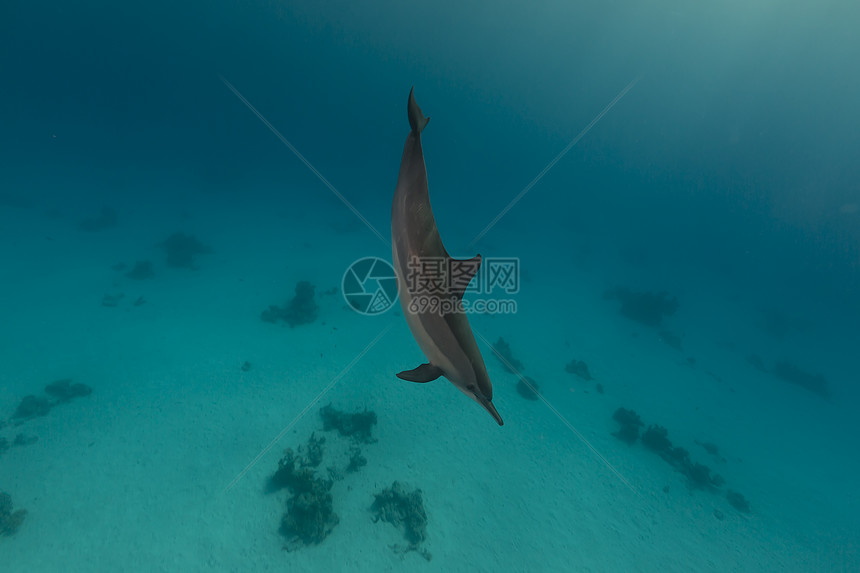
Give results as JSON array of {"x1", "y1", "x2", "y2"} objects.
[{"x1": 391, "y1": 87, "x2": 503, "y2": 426}]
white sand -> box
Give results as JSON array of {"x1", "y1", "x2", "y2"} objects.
[{"x1": 1, "y1": 189, "x2": 857, "y2": 572}]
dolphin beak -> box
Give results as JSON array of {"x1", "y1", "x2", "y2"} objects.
[{"x1": 481, "y1": 399, "x2": 504, "y2": 426}]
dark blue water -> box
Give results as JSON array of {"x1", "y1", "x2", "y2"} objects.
[{"x1": 6, "y1": 2, "x2": 858, "y2": 304}]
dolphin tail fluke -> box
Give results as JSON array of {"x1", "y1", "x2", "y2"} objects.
[
  {"x1": 397, "y1": 363, "x2": 443, "y2": 383},
  {"x1": 408, "y1": 87, "x2": 430, "y2": 134}
]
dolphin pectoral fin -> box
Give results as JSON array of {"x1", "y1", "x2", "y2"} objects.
[
  {"x1": 449, "y1": 254, "x2": 482, "y2": 299},
  {"x1": 397, "y1": 363, "x2": 444, "y2": 383}
]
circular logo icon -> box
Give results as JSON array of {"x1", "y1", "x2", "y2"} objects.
[{"x1": 342, "y1": 257, "x2": 398, "y2": 315}]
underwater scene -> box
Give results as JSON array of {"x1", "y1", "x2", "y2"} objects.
[{"x1": 1, "y1": 1, "x2": 858, "y2": 571}]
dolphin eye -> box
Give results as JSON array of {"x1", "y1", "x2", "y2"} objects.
[{"x1": 467, "y1": 384, "x2": 477, "y2": 392}]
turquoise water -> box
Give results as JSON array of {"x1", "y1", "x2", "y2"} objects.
[{"x1": 1, "y1": 2, "x2": 858, "y2": 571}]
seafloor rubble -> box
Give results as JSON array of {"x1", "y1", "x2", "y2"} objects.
[
  {"x1": 610, "y1": 407, "x2": 749, "y2": 513},
  {"x1": 261, "y1": 281, "x2": 319, "y2": 327}
]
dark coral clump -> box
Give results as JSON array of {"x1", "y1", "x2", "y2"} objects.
[
  {"x1": 726, "y1": 489, "x2": 751, "y2": 513},
  {"x1": 319, "y1": 404, "x2": 377, "y2": 444},
  {"x1": 640, "y1": 424, "x2": 722, "y2": 488},
  {"x1": 641, "y1": 424, "x2": 673, "y2": 454},
  {"x1": 612, "y1": 410, "x2": 748, "y2": 505},
  {"x1": 280, "y1": 484, "x2": 338, "y2": 549},
  {"x1": 371, "y1": 481, "x2": 428, "y2": 546},
  {"x1": 666, "y1": 446, "x2": 691, "y2": 468},
  {"x1": 302, "y1": 433, "x2": 326, "y2": 468},
  {"x1": 11, "y1": 378, "x2": 93, "y2": 424},
  {"x1": 13, "y1": 433, "x2": 38, "y2": 447},
  {"x1": 772, "y1": 360, "x2": 829, "y2": 399},
  {"x1": 45, "y1": 379, "x2": 93, "y2": 403},
  {"x1": 267, "y1": 434, "x2": 327, "y2": 493},
  {"x1": 125, "y1": 260, "x2": 155, "y2": 280},
  {"x1": 270, "y1": 434, "x2": 339, "y2": 550},
  {"x1": 268, "y1": 449, "x2": 304, "y2": 493},
  {"x1": 12, "y1": 395, "x2": 52, "y2": 421},
  {"x1": 639, "y1": 423, "x2": 725, "y2": 489},
  {"x1": 611, "y1": 407, "x2": 644, "y2": 444},
  {"x1": 159, "y1": 232, "x2": 212, "y2": 268},
  {"x1": 516, "y1": 376, "x2": 540, "y2": 401},
  {"x1": 492, "y1": 337, "x2": 524, "y2": 373},
  {"x1": 0, "y1": 491, "x2": 27, "y2": 536},
  {"x1": 604, "y1": 286, "x2": 679, "y2": 327},
  {"x1": 261, "y1": 281, "x2": 319, "y2": 327},
  {"x1": 681, "y1": 461, "x2": 724, "y2": 490},
  {"x1": 101, "y1": 292, "x2": 125, "y2": 307},
  {"x1": 565, "y1": 359, "x2": 593, "y2": 381},
  {"x1": 346, "y1": 447, "x2": 367, "y2": 473},
  {"x1": 268, "y1": 409, "x2": 383, "y2": 550}
]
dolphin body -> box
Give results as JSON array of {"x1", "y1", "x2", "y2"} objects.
[{"x1": 391, "y1": 88, "x2": 503, "y2": 426}]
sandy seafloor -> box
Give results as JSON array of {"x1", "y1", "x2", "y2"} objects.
[{"x1": 1, "y1": 186, "x2": 858, "y2": 573}]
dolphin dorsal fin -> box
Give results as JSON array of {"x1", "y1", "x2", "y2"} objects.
[
  {"x1": 408, "y1": 87, "x2": 430, "y2": 134},
  {"x1": 448, "y1": 254, "x2": 482, "y2": 300},
  {"x1": 397, "y1": 363, "x2": 443, "y2": 383}
]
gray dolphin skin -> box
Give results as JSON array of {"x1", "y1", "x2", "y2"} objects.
[{"x1": 391, "y1": 87, "x2": 504, "y2": 426}]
